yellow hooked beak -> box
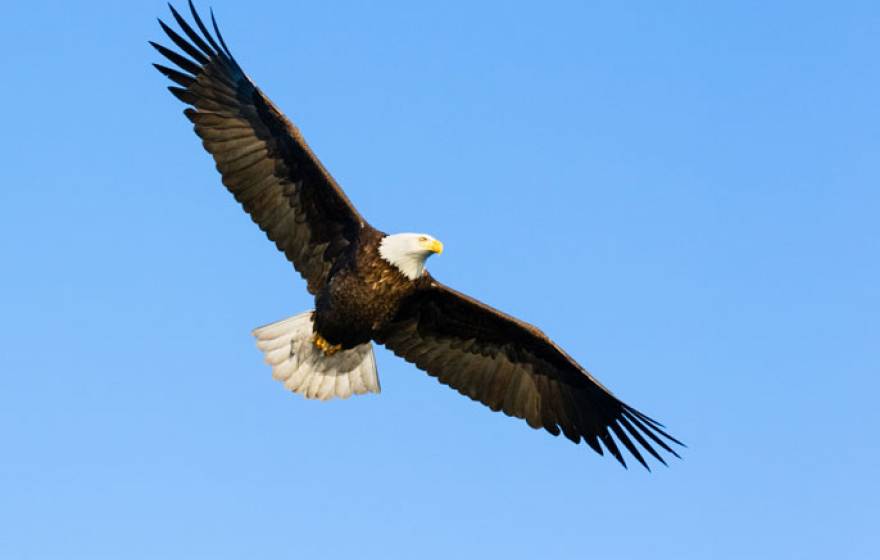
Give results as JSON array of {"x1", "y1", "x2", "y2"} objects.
[{"x1": 425, "y1": 238, "x2": 444, "y2": 254}]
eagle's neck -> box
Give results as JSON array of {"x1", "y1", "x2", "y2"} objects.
[{"x1": 378, "y1": 236, "x2": 429, "y2": 281}]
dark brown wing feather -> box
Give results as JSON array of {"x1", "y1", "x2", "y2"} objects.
[
  {"x1": 152, "y1": 1, "x2": 370, "y2": 294},
  {"x1": 377, "y1": 279, "x2": 683, "y2": 469}
]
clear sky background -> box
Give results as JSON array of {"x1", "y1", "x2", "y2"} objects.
[{"x1": 1, "y1": 1, "x2": 878, "y2": 558}]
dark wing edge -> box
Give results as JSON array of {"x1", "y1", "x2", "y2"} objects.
[
  {"x1": 151, "y1": 1, "x2": 369, "y2": 294},
  {"x1": 377, "y1": 280, "x2": 684, "y2": 470}
]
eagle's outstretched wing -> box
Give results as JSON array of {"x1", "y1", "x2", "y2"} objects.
[
  {"x1": 378, "y1": 279, "x2": 683, "y2": 469},
  {"x1": 152, "y1": 1, "x2": 369, "y2": 294}
]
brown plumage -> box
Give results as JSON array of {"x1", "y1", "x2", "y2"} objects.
[{"x1": 152, "y1": 1, "x2": 683, "y2": 469}]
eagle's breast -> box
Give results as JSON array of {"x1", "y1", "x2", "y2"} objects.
[{"x1": 314, "y1": 233, "x2": 418, "y2": 348}]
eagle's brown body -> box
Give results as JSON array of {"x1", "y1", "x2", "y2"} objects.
[{"x1": 315, "y1": 229, "x2": 417, "y2": 349}]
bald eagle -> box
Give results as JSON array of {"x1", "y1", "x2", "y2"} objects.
[{"x1": 152, "y1": 1, "x2": 682, "y2": 469}]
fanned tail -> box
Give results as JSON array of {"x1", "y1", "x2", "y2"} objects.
[{"x1": 252, "y1": 311, "x2": 380, "y2": 400}]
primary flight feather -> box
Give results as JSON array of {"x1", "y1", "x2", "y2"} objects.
[{"x1": 152, "y1": 1, "x2": 683, "y2": 469}]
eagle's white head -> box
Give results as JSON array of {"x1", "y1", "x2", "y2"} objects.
[{"x1": 379, "y1": 233, "x2": 444, "y2": 280}]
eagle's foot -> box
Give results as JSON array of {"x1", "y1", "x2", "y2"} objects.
[{"x1": 312, "y1": 332, "x2": 342, "y2": 356}]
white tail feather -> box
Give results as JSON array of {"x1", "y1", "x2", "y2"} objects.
[{"x1": 252, "y1": 311, "x2": 380, "y2": 401}]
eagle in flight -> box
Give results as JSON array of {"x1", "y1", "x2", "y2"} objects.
[{"x1": 152, "y1": 1, "x2": 683, "y2": 469}]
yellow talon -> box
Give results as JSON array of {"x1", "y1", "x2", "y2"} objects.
[{"x1": 313, "y1": 332, "x2": 342, "y2": 356}]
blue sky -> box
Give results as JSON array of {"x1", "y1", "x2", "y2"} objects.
[{"x1": 1, "y1": 1, "x2": 878, "y2": 558}]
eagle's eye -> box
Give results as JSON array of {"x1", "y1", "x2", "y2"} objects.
[{"x1": 418, "y1": 236, "x2": 427, "y2": 242}]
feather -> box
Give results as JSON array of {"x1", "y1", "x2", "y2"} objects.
[
  {"x1": 168, "y1": 2, "x2": 215, "y2": 58},
  {"x1": 188, "y1": 0, "x2": 225, "y2": 61},
  {"x1": 149, "y1": 41, "x2": 201, "y2": 75},
  {"x1": 153, "y1": 63, "x2": 194, "y2": 87},
  {"x1": 158, "y1": 18, "x2": 209, "y2": 64}
]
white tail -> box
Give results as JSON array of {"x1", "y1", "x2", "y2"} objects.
[{"x1": 252, "y1": 311, "x2": 380, "y2": 401}]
